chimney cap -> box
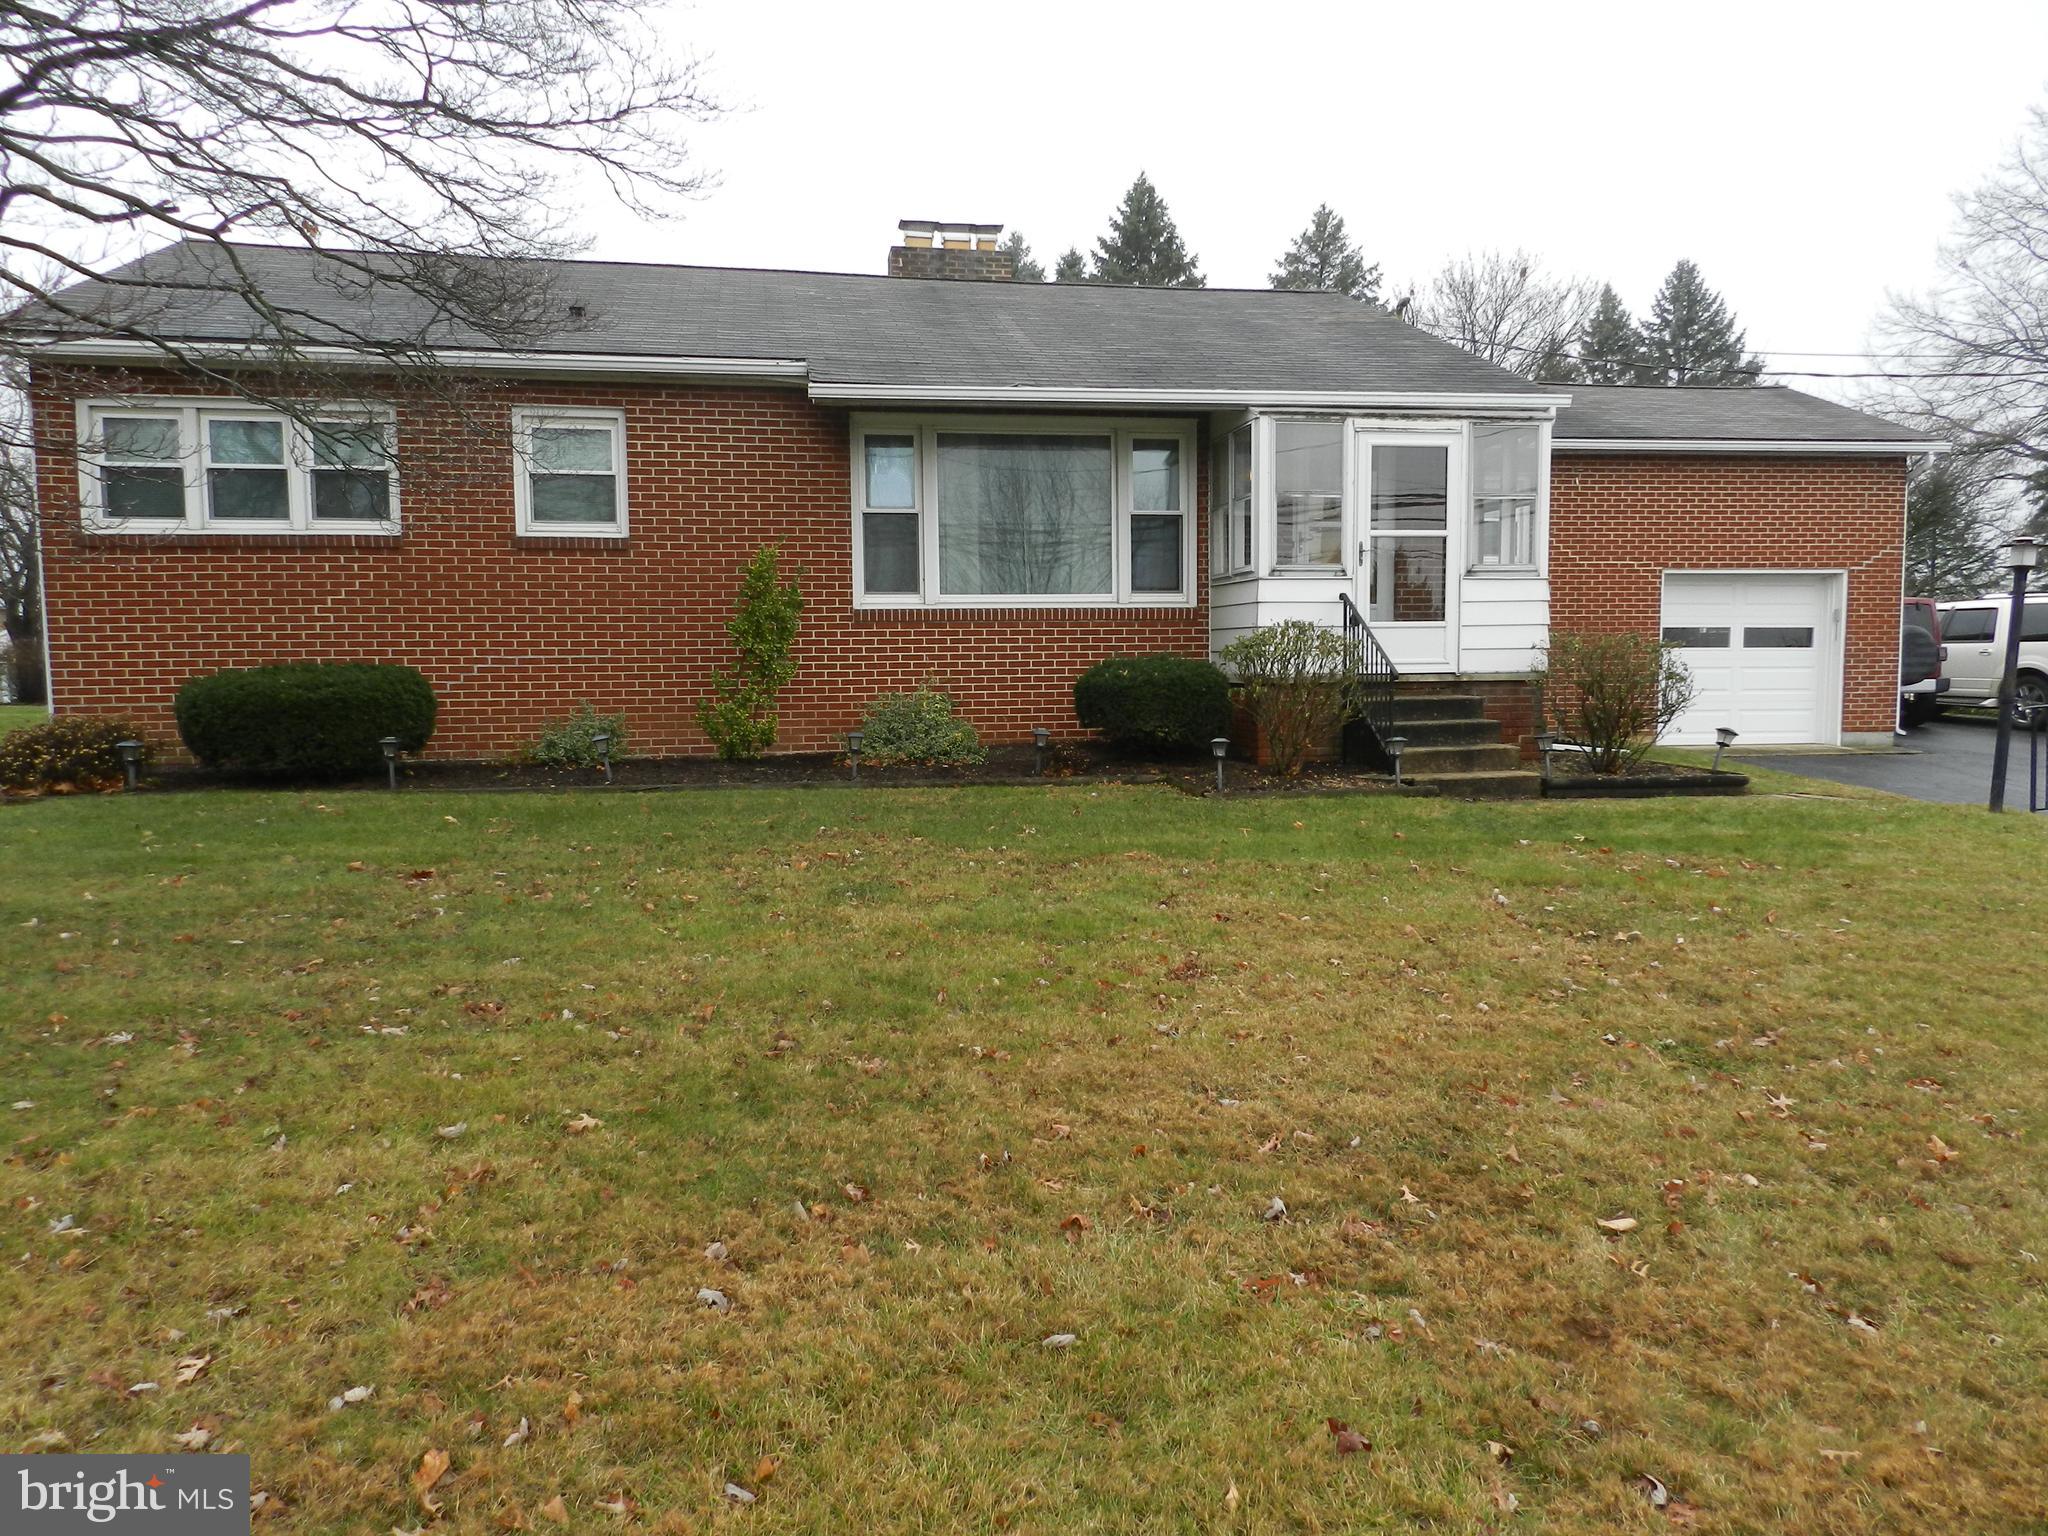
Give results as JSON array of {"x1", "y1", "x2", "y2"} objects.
[{"x1": 898, "y1": 219, "x2": 1004, "y2": 236}]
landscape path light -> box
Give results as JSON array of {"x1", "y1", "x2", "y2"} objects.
[
  {"x1": 1387, "y1": 735, "x2": 1408, "y2": 787},
  {"x1": 115, "y1": 739, "x2": 143, "y2": 792},
  {"x1": 1532, "y1": 731, "x2": 1555, "y2": 784},
  {"x1": 1712, "y1": 726, "x2": 1738, "y2": 774},
  {"x1": 590, "y1": 732, "x2": 613, "y2": 784},
  {"x1": 846, "y1": 730, "x2": 863, "y2": 784},
  {"x1": 380, "y1": 735, "x2": 401, "y2": 791},
  {"x1": 1210, "y1": 736, "x2": 1229, "y2": 793},
  {"x1": 1990, "y1": 535, "x2": 2040, "y2": 813},
  {"x1": 1032, "y1": 726, "x2": 1050, "y2": 777}
]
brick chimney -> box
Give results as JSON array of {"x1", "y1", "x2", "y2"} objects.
[{"x1": 889, "y1": 220, "x2": 1013, "y2": 281}]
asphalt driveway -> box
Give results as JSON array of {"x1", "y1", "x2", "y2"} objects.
[{"x1": 1732, "y1": 714, "x2": 2045, "y2": 806}]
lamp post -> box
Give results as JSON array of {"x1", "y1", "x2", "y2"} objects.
[
  {"x1": 115, "y1": 739, "x2": 143, "y2": 792},
  {"x1": 1386, "y1": 735, "x2": 1407, "y2": 787},
  {"x1": 1989, "y1": 535, "x2": 2040, "y2": 813},
  {"x1": 1209, "y1": 736, "x2": 1229, "y2": 793},
  {"x1": 846, "y1": 731, "x2": 863, "y2": 784},
  {"x1": 590, "y1": 732, "x2": 613, "y2": 785},
  {"x1": 1712, "y1": 726, "x2": 1738, "y2": 774},
  {"x1": 1032, "y1": 727, "x2": 1050, "y2": 777},
  {"x1": 380, "y1": 735, "x2": 401, "y2": 791},
  {"x1": 1532, "y1": 731, "x2": 1555, "y2": 785}
]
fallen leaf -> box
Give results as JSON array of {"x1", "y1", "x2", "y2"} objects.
[
  {"x1": 502, "y1": 1418, "x2": 530, "y2": 1449},
  {"x1": 436, "y1": 1123, "x2": 467, "y2": 1140},
  {"x1": 413, "y1": 1449, "x2": 450, "y2": 1512},
  {"x1": 1327, "y1": 1418, "x2": 1371, "y2": 1455},
  {"x1": 538, "y1": 1496, "x2": 568, "y2": 1525},
  {"x1": 561, "y1": 1390, "x2": 583, "y2": 1424},
  {"x1": 1928, "y1": 1135, "x2": 1958, "y2": 1163},
  {"x1": 1486, "y1": 1439, "x2": 1514, "y2": 1464},
  {"x1": 1042, "y1": 1332, "x2": 1077, "y2": 1349},
  {"x1": 174, "y1": 1354, "x2": 212, "y2": 1385},
  {"x1": 1224, "y1": 1481, "x2": 1240, "y2": 1514},
  {"x1": 723, "y1": 1483, "x2": 756, "y2": 1505},
  {"x1": 564, "y1": 1113, "x2": 602, "y2": 1134},
  {"x1": 1262, "y1": 1196, "x2": 1287, "y2": 1222},
  {"x1": 1597, "y1": 1216, "x2": 1639, "y2": 1233},
  {"x1": 1638, "y1": 1473, "x2": 1670, "y2": 1508},
  {"x1": 171, "y1": 1425, "x2": 212, "y2": 1450},
  {"x1": 593, "y1": 1494, "x2": 635, "y2": 1517},
  {"x1": 697, "y1": 1287, "x2": 732, "y2": 1313},
  {"x1": 752, "y1": 1455, "x2": 780, "y2": 1485},
  {"x1": 704, "y1": 1240, "x2": 729, "y2": 1263}
]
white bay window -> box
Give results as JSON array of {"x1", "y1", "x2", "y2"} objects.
[
  {"x1": 853, "y1": 417, "x2": 1193, "y2": 606},
  {"x1": 80, "y1": 401, "x2": 397, "y2": 533}
]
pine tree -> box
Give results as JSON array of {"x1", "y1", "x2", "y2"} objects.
[
  {"x1": 1577, "y1": 284, "x2": 1644, "y2": 384},
  {"x1": 1091, "y1": 173, "x2": 1204, "y2": 288},
  {"x1": 1269, "y1": 204, "x2": 1379, "y2": 300},
  {"x1": 1052, "y1": 247, "x2": 1089, "y2": 283},
  {"x1": 1636, "y1": 260, "x2": 1758, "y2": 385},
  {"x1": 1000, "y1": 231, "x2": 1045, "y2": 282}
]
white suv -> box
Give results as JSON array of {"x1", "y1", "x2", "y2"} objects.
[{"x1": 1936, "y1": 596, "x2": 2048, "y2": 712}]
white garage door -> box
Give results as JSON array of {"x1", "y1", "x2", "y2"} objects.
[{"x1": 1660, "y1": 572, "x2": 1838, "y2": 745}]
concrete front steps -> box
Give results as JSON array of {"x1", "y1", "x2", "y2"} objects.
[{"x1": 1371, "y1": 694, "x2": 1544, "y2": 800}]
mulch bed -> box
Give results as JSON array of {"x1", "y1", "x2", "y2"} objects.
[
  {"x1": 1542, "y1": 756, "x2": 1748, "y2": 798},
  {"x1": 39, "y1": 742, "x2": 1431, "y2": 800}
]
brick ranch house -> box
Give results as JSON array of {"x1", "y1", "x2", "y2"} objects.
[{"x1": 24, "y1": 224, "x2": 1942, "y2": 762}]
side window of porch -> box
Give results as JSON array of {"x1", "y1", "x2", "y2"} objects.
[
  {"x1": 1212, "y1": 423, "x2": 1254, "y2": 577},
  {"x1": 1470, "y1": 424, "x2": 1538, "y2": 570}
]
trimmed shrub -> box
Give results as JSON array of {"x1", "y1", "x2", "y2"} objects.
[
  {"x1": 0, "y1": 716, "x2": 143, "y2": 792},
  {"x1": 857, "y1": 687, "x2": 986, "y2": 767},
  {"x1": 175, "y1": 662, "x2": 437, "y2": 778},
  {"x1": 697, "y1": 544, "x2": 805, "y2": 760},
  {"x1": 1536, "y1": 630, "x2": 1696, "y2": 774},
  {"x1": 528, "y1": 703, "x2": 627, "y2": 768},
  {"x1": 1073, "y1": 654, "x2": 1232, "y2": 752},
  {"x1": 1219, "y1": 620, "x2": 1354, "y2": 777}
]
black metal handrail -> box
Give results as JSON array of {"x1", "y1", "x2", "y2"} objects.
[{"x1": 1338, "y1": 591, "x2": 1398, "y2": 762}]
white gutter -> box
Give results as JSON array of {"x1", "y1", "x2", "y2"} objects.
[
  {"x1": 1556, "y1": 436, "x2": 1948, "y2": 455},
  {"x1": 30, "y1": 337, "x2": 811, "y2": 383},
  {"x1": 807, "y1": 382, "x2": 1568, "y2": 413}
]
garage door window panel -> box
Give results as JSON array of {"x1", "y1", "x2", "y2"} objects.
[
  {"x1": 1662, "y1": 626, "x2": 1729, "y2": 648},
  {"x1": 1744, "y1": 626, "x2": 1815, "y2": 649}
]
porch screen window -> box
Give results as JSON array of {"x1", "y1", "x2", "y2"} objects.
[
  {"x1": 1471, "y1": 425, "x2": 1538, "y2": 569},
  {"x1": 937, "y1": 433, "x2": 1112, "y2": 596},
  {"x1": 98, "y1": 417, "x2": 184, "y2": 521},
  {"x1": 1214, "y1": 423, "x2": 1254, "y2": 576},
  {"x1": 1367, "y1": 442, "x2": 1448, "y2": 623},
  {"x1": 1274, "y1": 420, "x2": 1343, "y2": 567}
]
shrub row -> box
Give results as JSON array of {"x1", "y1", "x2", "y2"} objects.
[
  {"x1": 0, "y1": 716, "x2": 142, "y2": 792},
  {"x1": 175, "y1": 662, "x2": 437, "y2": 778}
]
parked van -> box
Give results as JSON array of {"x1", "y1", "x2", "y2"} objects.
[{"x1": 1935, "y1": 595, "x2": 2048, "y2": 712}]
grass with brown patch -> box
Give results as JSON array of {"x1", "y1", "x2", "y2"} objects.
[{"x1": 1, "y1": 780, "x2": 2043, "y2": 1533}]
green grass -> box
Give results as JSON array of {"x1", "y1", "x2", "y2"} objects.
[
  {"x1": 0, "y1": 702, "x2": 50, "y2": 735},
  {"x1": 2, "y1": 779, "x2": 2044, "y2": 1533}
]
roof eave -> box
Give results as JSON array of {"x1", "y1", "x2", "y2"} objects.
[
  {"x1": 806, "y1": 382, "x2": 1568, "y2": 414},
  {"x1": 1555, "y1": 435, "x2": 1948, "y2": 455},
  {"x1": 28, "y1": 337, "x2": 811, "y2": 384}
]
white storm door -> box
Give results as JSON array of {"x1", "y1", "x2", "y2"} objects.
[{"x1": 1356, "y1": 431, "x2": 1461, "y2": 670}]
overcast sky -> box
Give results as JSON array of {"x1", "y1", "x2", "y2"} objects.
[{"x1": 571, "y1": 0, "x2": 2048, "y2": 401}]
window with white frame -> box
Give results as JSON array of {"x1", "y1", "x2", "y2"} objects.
[
  {"x1": 853, "y1": 419, "x2": 1193, "y2": 605},
  {"x1": 81, "y1": 403, "x2": 397, "y2": 532},
  {"x1": 1273, "y1": 419, "x2": 1344, "y2": 568},
  {"x1": 1471, "y1": 424, "x2": 1539, "y2": 570},
  {"x1": 513, "y1": 408, "x2": 626, "y2": 537},
  {"x1": 1212, "y1": 423, "x2": 1254, "y2": 577}
]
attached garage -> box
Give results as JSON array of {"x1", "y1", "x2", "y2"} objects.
[{"x1": 1659, "y1": 571, "x2": 1843, "y2": 745}]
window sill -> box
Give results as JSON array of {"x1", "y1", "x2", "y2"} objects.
[
  {"x1": 853, "y1": 600, "x2": 1199, "y2": 619},
  {"x1": 1465, "y1": 566, "x2": 1544, "y2": 580},
  {"x1": 78, "y1": 527, "x2": 404, "y2": 550},
  {"x1": 512, "y1": 533, "x2": 633, "y2": 551}
]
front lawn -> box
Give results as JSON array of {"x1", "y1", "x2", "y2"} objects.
[
  {"x1": 0, "y1": 702, "x2": 49, "y2": 735},
  {"x1": 2, "y1": 782, "x2": 2043, "y2": 1532}
]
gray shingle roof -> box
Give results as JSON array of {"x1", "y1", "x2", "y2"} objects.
[
  {"x1": 28, "y1": 239, "x2": 1539, "y2": 398},
  {"x1": 1551, "y1": 383, "x2": 1934, "y2": 445}
]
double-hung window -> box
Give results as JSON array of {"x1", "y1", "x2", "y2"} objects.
[
  {"x1": 513, "y1": 408, "x2": 627, "y2": 537},
  {"x1": 81, "y1": 402, "x2": 397, "y2": 533},
  {"x1": 1470, "y1": 424, "x2": 1540, "y2": 570},
  {"x1": 853, "y1": 418, "x2": 1194, "y2": 605}
]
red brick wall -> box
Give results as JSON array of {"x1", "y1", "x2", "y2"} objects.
[
  {"x1": 32, "y1": 368, "x2": 1208, "y2": 759},
  {"x1": 1548, "y1": 452, "x2": 1907, "y2": 736}
]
